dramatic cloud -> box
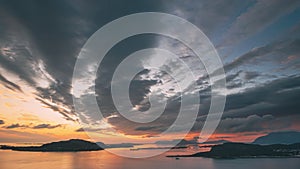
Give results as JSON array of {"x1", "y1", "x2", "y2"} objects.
[
  {"x1": 0, "y1": 0, "x2": 167, "y2": 124},
  {"x1": 0, "y1": 0, "x2": 299, "y2": 142},
  {"x1": 135, "y1": 126, "x2": 163, "y2": 132},
  {"x1": 223, "y1": 75, "x2": 300, "y2": 118},
  {"x1": 106, "y1": 73, "x2": 300, "y2": 136},
  {"x1": 217, "y1": 115, "x2": 275, "y2": 133},
  {"x1": 216, "y1": 114, "x2": 298, "y2": 134}
]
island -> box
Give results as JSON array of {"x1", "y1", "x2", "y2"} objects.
[
  {"x1": 167, "y1": 142, "x2": 300, "y2": 159},
  {"x1": 0, "y1": 139, "x2": 104, "y2": 152}
]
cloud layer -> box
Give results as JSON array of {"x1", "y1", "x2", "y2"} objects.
[{"x1": 0, "y1": 0, "x2": 299, "y2": 141}]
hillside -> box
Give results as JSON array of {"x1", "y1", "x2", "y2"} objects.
[
  {"x1": 167, "y1": 142, "x2": 300, "y2": 159},
  {"x1": 0, "y1": 139, "x2": 103, "y2": 152}
]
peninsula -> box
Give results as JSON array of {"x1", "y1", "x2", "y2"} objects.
[{"x1": 167, "y1": 142, "x2": 300, "y2": 159}]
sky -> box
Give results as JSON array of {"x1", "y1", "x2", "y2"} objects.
[{"x1": 0, "y1": 0, "x2": 300, "y2": 144}]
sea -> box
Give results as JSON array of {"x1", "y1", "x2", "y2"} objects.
[{"x1": 1, "y1": 148, "x2": 300, "y2": 169}]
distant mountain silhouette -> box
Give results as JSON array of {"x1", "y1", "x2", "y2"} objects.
[
  {"x1": 96, "y1": 142, "x2": 142, "y2": 148},
  {"x1": 253, "y1": 131, "x2": 300, "y2": 145},
  {"x1": 155, "y1": 139, "x2": 230, "y2": 146},
  {"x1": 202, "y1": 140, "x2": 230, "y2": 145},
  {"x1": 1, "y1": 139, "x2": 103, "y2": 152},
  {"x1": 168, "y1": 142, "x2": 300, "y2": 159},
  {"x1": 155, "y1": 139, "x2": 196, "y2": 146}
]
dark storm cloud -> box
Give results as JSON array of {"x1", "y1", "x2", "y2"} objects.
[
  {"x1": 1, "y1": 0, "x2": 165, "y2": 80},
  {"x1": 191, "y1": 74, "x2": 300, "y2": 134},
  {"x1": 216, "y1": 114, "x2": 292, "y2": 133},
  {"x1": 225, "y1": 71, "x2": 242, "y2": 82},
  {"x1": 0, "y1": 0, "x2": 165, "y2": 122},
  {"x1": 0, "y1": 120, "x2": 4, "y2": 125},
  {"x1": 135, "y1": 126, "x2": 163, "y2": 131},
  {"x1": 0, "y1": 1, "x2": 79, "y2": 118},
  {"x1": 0, "y1": 0, "x2": 299, "y2": 137},
  {"x1": 103, "y1": 66, "x2": 284, "y2": 136},
  {"x1": 1, "y1": 0, "x2": 84, "y2": 74},
  {"x1": 188, "y1": 73, "x2": 300, "y2": 134},
  {"x1": 94, "y1": 34, "x2": 163, "y2": 121},
  {"x1": 0, "y1": 73, "x2": 22, "y2": 92},
  {"x1": 223, "y1": 70, "x2": 260, "y2": 89},
  {"x1": 224, "y1": 75, "x2": 300, "y2": 118},
  {"x1": 129, "y1": 79, "x2": 158, "y2": 111},
  {"x1": 106, "y1": 95, "x2": 180, "y2": 135},
  {"x1": 0, "y1": 46, "x2": 38, "y2": 86},
  {"x1": 32, "y1": 124, "x2": 61, "y2": 129}
]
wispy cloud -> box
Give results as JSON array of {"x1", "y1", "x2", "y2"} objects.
[
  {"x1": 0, "y1": 73, "x2": 22, "y2": 92},
  {"x1": 4, "y1": 123, "x2": 62, "y2": 129},
  {"x1": 32, "y1": 124, "x2": 62, "y2": 129},
  {"x1": 5, "y1": 123, "x2": 28, "y2": 129},
  {"x1": 222, "y1": 0, "x2": 300, "y2": 45}
]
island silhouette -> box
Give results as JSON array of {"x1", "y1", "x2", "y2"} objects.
[
  {"x1": 1, "y1": 131, "x2": 300, "y2": 158},
  {"x1": 167, "y1": 142, "x2": 300, "y2": 159},
  {"x1": 0, "y1": 139, "x2": 104, "y2": 152}
]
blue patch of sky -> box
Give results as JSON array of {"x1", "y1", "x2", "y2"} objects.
[
  {"x1": 208, "y1": 2, "x2": 256, "y2": 68},
  {"x1": 211, "y1": 1, "x2": 256, "y2": 45},
  {"x1": 224, "y1": 7, "x2": 300, "y2": 74}
]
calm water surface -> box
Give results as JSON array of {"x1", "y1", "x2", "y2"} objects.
[{"x1": 0, "y1": 150, "x2": 299, "y2": 169}]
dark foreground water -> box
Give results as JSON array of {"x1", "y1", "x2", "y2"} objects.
[{"x1": 0, "y1": 150, "x2": 299, "y2": 169}]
